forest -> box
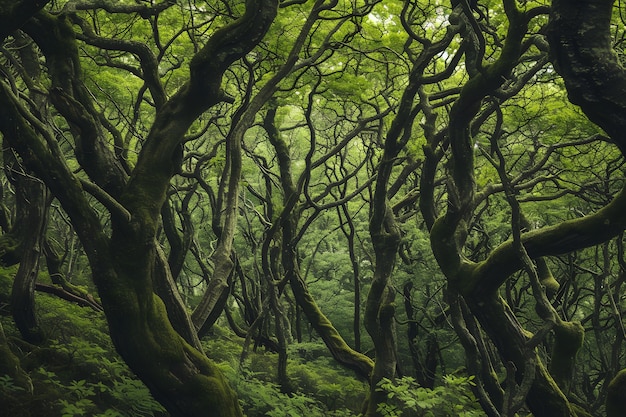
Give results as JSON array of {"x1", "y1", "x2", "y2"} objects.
[{"x1": 0, "y1": 0, "x2": 626, "y2": 416}]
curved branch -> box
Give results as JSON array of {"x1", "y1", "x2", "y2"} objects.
[
  {"x1": 0, "y1": 0, "x2": 51, "y2": 42},
  {"x1": 548, "y1": 0, "x2": 626, "y2": 154},
  {"x1": 123, "y1": 0, "x2": 279, "y2": 224},
  {"x1": 471, "y1": 185, "x2": 626, "y2": 296}
]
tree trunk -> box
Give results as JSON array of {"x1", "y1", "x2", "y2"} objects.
[
  {"x1": 0, "y1": 0, "x2": 279, "y2": 412},
  {"x1": 606, "y1": 369, "x2": 626, "y2": 417},
  {"x1": 9, "y1": 163, "x2": 48, "y2": 344},
  {"x1": 465, "y1": 293, "x2": 576, "y2": 417},
  {"x1": 364, "y1": 229, "x2": 400, "y2": 417}
]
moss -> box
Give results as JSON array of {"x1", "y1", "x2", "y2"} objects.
[
  {"x1": 429, "y1": 216, "x2": 464, "y2": 281},
  {"x1": 0, "y1": 323, "x2": 32, "y2": 393},
  {"x1": 550, "y1": 321, "x2": 584, "y2": 391},
  {"x1": 527, "y1": 360, "x2": 575, "y2": 417},
  {"x1": 0, "y1": 265, "x2": 18, "y2": 304},
  {"x1": 541, "y1": 274, "x2": 561, "y2": 299},
  {"x1": 553, "y1": 321, "x2": 584, "y2": 355},
  {"x1": 184, "y1": 373, "x2": 243, "y2": 417},
  {"x1": 606, "y1": 369, "x2": 626, "y2": 417},
  {"x1": 537, "y1": 258, "x2": 560, "y2": 299},
  {"x1": 0, "y1": 235, "x2": 21, "y2": 266},
  {"x1": 103, "y1": 283, "x2": 243, "y2": 416}
]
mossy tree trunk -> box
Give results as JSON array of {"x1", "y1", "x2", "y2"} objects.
[
  {"x1": 363, "y1": 11, "x2": 465, "y2": 413},
  {"x1": 426, "y1": 2, "x2": 591, "y2": 416},
  {"x1": 0, "y1": 0, "x2": 51, "y2": 41},
  {"x1": 262, "y1": 98, "x2": 375, "y2": 381},
  {"x1": 606, "y1": 369, "x2": 626, "y2": 417},
  {"x1": 0, "y1": 1, "x2": 279, "y2": 415},
  {"x1": 10, "y1": 169, "x2": 48, "y2": 344},
  {"x1": 364, "y1": 53, "x2": 420, "y2": 417}
]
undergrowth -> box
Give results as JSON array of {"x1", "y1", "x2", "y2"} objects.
[
  {"x1": 0, "y1": 284, "x2": 166, "y2": 417},
  {"x1": 1, "y1": 268, "x2": 485, "y2": 417}
]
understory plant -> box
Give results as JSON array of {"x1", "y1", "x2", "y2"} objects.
[{"x1": 376, "y1": 375, "x2": 487, "y2": 417}]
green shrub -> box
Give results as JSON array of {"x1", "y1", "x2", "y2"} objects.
[
  {"x1": 376, "y1": 375, "x2": 487, "y2": 417},
  {"x1": 220, "y1": 363, "x2": 360, "y2": 417}
]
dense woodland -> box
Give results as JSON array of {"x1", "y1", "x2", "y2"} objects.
[{"x1": 1, "y1": 0, "x2": 626, "y2": 416}]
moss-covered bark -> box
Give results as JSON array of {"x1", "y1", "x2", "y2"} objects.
[
  {"x1": 546, "y1": 6, "x2": 626, "y2": 413},
  {"x1": 549, "y1": 321, "x2": 584, "y2": 393},
  {"x1": 548, "y1": 0, "x2": 626, "y2": 154},
  {"x1": 0, "y1": 0, "x2": 51, "y2": 41},
  {"x1": 105, "y1": 236, "x2": 243, "y2": 416},
  {"x1": 465, "y1": 293, "x2": 577, "y2": 417},
  {"x1": 10, "y1": 168, "x2": 48, "y2": 344},
  {"x1": 0, "y1": 321, "x2": 32, "y2": 394},
  {"x1": 606, "y1": 369, "x2": 626, "y2": 417},
  {"x1": 470, "y1": 185, "x2": 626, "y2": 296},
  {"x1": 364, "y1": 226, "x2": 401, "y2": 417},
  {"x1": 0, "y1": 0, "x2": 279, "y2": 414}
]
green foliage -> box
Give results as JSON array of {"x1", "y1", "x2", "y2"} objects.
[
  {"x1": 0, "y1": 292, "x2": 166, "y2": 417},
  {"x1": 0, "y1": 264, "x2": 18, "y2": 305},
  {"x1": 59, "y1": 398, "x2": 96, "y2": 417},
  {"x1": 287, "y1": 354, "x2": 367, "y2": 411},
  {"x1": 222, "y1": 365, "x2": 360, "y2": 417},
  {"x1": 204, "y1": 331, "x2": 366, "y2": 417},
  {"x1": 376, "y1": 375, "x2": 486, "y2": 417},
  {"x1": 0, "y1": 373, "x2": 26, "y2": 392}
]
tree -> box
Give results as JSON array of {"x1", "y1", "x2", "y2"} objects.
[
  {"x1": 2, "y1": 1, "x2": 626, "y2": 416},
  {"x1": 0, "y1": 0, "x2": 278, "y2": 415}
]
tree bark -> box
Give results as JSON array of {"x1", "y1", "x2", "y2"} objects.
[
  {"x1": 11, "y1": 175, "x2": 47, "y2": 344},
  {"x1": 0, "y1": 0, "x2": 51, "y2": 42},
  {"x1": 548, "y1": 0, "x2": 626, "y2": 154},
  {"x1": 0, "y1": 0, "x2": 279, "y2": 414}
]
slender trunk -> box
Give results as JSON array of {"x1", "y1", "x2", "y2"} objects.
[
  {"x1": 364, "y1": 228, "x2": 400, "y2": 417},
  {"x1": 11, "y1": 171, "x2": 48, "y2": 344}
]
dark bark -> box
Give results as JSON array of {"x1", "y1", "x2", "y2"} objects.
[
  {"x1": 364, "y1": 99, "x2": 404, "y2": 416},
  {"x1": 339, "y1": 204, "x2": 362, "y2": 351},
  {"x1": 549, "y1": 321, "x2": 584, "y2": 393},
  {"x1": 161, "y1": 197, "x2": 193, "y2": 281},
  {"x1": 548, "y1": 0, "x2": 626, "y2": 155},
  {"x1": 0, "y1": 137, "x2": 48, "y2": 343},
  {"x1": 10, "y1": 174, "x2": 47, "y2": 344},
  {"x1": 0, "y1": 0, "x2": 51, "y2": 42},
  {"x1": 606, "y1": 369, "x2": 626, "y2": 417},
  {"x1": 402, "y1": 282, "x2": 439, "y2": 389},
  {"x1": 24, "y1": 12, "x2": 129, "y2": 198}
]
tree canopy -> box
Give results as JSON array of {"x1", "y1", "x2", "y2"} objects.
[{"x1": 1, "y1": 1, "x2": 626, "y2": 416}]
